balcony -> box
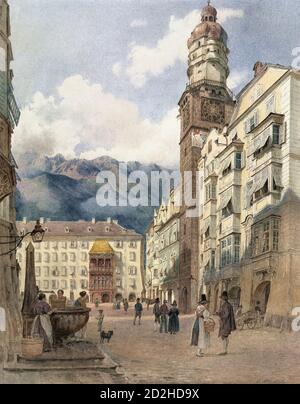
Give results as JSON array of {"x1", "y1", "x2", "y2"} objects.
[
  {"x1": 184, "y1": 79, "x2": 234, "y2": 99},
  {"x1": 203, "y1": 269, "x2": 220, "y2": 284},
  {"x1": 89, "y1": 265, "x2": 113, "y2": 275},
  {"x1": 219, "y1": 170, "x2": 242, "y2": 193},
  {"x1": 252, "y1": 147, "x2": 282, "y2": 171},
  {"x1": 220, "y1": 264, "x2": 241, "y2": 280},
  {"x1": 221, "y1": 214, "x2": 241, "y2": 236}
]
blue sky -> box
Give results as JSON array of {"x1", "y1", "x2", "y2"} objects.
[{"x1": 9, "y1": 0, "x2": 300, "y2": 167}]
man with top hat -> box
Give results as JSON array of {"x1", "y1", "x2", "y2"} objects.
[
  {"x1": 159, "y1": 299, "x2": 169, "y2": 334},
  {"x1": 217, "y1": 291, "x2": 236, "y2": 355},
  {"x1": 191, "y1": 294, "x2": 211, "y2": 357}
]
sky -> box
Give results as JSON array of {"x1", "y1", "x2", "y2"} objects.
[{"x1": 9, "y1": 0, "x2": 300, "y2": 168}]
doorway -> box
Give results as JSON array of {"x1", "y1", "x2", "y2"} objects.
[
  {"x1": 101, "y1": 293, "x2": 110, "y2": 303},
  {"x1": 253, "y1": 281, "x2": 271, "y2": 314}
]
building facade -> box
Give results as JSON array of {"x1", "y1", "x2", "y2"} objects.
[
  {"x1": 89, "y1": 240, "x2": 115, "y2": 304},
  {"x1": 145, "y1": 189, "x2": 180, "y2": 304},
  {"x1": 0, "y1": 0, "x2": 22, "y2": 361},
  {"x1": 199, "y1": 59, "x2": 300, "y2": 327},
  {"x1": 178, "y1": 2, "x2": 234, "y2": 312},
  {"x1": 17, "y1": 219, "x2": 144, "y2": 303}
]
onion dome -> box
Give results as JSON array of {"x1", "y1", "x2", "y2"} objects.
[{"x1": 187, "y1": 2, "x2": 228, "y2": 48}]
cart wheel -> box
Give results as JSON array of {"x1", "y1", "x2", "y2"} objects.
[
  {"x1": 247, "y1": 319, "x2": 256, "y2": 329},
  {"x1": 237, "y1": 318, "x2": 244, "y2": 331}
]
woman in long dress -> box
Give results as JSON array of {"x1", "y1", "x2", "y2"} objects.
[
  {"x1": 168, "y1": 301, "x2": 180, "y2": 334},
  {"x1": 31, "y1": 293, "x2": 54, "y2": 352},
  {"x1": 191, "y1": 295, "x2": 210, "y2": 357}
]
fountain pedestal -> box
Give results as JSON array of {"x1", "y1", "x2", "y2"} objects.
[{"x1": 50, "y1": 308, "x2": 91, "y2": 343}]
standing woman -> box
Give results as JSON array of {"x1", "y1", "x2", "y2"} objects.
[
  {"x1": 31, "y1": 293, "x2": 54, "y2": 352},
  {"x1": 191, "y1": 295, "x2": 210, "y2": 357},
  {"x1": 168, "y1": 301, "x2": 180, "y2": 335}
]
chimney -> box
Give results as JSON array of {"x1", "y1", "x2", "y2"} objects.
[
  {"x1": 113, "y1": 219, "x2": 118, "y2": 225},
  {"x1": 107, "y1": 217, "x2": 112, "y2": 224},
  {"x1": 253, "y1": 61, "x2": 265, "y2": 77},
  {"x1": 92, "y1": 218, "x2": 96, "y2": 224},
  {"x1": 40, "y1": 217, "x2": 45, "y2": 224},
  {"x1": 22, "y1": 217, "x2": 27, "y2": 224}
]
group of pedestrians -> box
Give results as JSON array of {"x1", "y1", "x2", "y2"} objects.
[
  {"x1": 132, "y1": 291, "x2": 236, "y2": 356},
  {"x1": 153, "y1": 298, "x2": 180, "y2": 334}
]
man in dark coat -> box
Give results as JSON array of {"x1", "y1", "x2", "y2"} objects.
[{"x1": 218, "y1": 291, "x2": 236, "y2": 355}]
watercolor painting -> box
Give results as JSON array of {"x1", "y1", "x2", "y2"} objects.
[{"x1": 0, "y1": 0, "x2": 300, "y2": 386}]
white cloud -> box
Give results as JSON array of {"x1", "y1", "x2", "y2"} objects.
[
  {"x1": 13, "y1": 75, "x2": 180, "y2": 168},
  {"x1": 125, "y1": 8, "x2": 244, "y2": 88},
  {"x1": 227, "y1": 69, "x2": 250, "y2": 90},
  {"x1": 112, "y1": 62, "x2": 122, "y2": 77},
  {"x1": 130, "y1": 19, "x2": 148, "y2": 28}
]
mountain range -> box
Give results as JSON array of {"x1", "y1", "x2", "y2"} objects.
[{"x1": 16, "y1": 153, "x2": 172, "y2": 234}]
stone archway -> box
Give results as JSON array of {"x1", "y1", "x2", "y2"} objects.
[
  {"x1": 181, "y1": 287, "x2": 188, "y2": 314},
  {"x1": 228, "y1": 287, "x2": 241, "y2": 313},
  {"x1": 101, "y1": 293, "x2": 110, "y2": 303},
  {"x1": 129, "y1": 293, "x2": 136, "y2": 302},
  {"x1": 253, "y1": 281, "x2": 271, "y2": 314}
]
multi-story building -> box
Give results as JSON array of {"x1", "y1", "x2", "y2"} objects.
[
  {"x1": 0, "y1": 0, "x2": 22, "y2": 360},
  {"x1": 178, "y1": 2, "x2": 234, "y2": 312},
  {"x1": 199, "y1": 58, "x2": 300, "y2": 327},
  {"x1": 145, "y1": 189, "x2": 180, "y2": 303},
  {"x1": 17, "y1": 218, "x2": 144, "y2": 303}
]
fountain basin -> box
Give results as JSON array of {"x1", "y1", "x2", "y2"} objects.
[{"x1": 50, "y1": 308, "x2": 90, "y2": 341}]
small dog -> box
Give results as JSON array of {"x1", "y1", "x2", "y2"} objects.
[{"x1": 100, "y1": 330, "x2": 114, "y2": 343}]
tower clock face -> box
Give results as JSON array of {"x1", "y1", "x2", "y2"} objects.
[{"x1": 201, "y1": 98, "x2": 225, "y2": 124}]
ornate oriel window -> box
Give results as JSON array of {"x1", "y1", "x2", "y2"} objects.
[
  {"x1": 221, "y1": 234, "x2": 240, "y2": 268},
  {"x1": 251, "y1": 216, "x2": 280, "y2": 256}
]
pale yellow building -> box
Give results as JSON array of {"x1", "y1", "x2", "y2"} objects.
[
  {"x1": 17, "y1": 218, "x2": 144, "y2": 302},
  {"x1": 199, "y1": 62, "x2": 300, "y2": 328},
  {"x1": 145, "y1": 189, "x2": 180, "y2": 303}
]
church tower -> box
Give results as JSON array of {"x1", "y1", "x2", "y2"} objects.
[{"x1": 178, "y1": 2, "x2": 235, "y2": 312}]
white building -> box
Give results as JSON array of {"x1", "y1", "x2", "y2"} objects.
[{"x1": 17, "y1": 218, "x2": 145, "y2": 302}]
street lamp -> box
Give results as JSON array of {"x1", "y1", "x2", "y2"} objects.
[
  {"x1": 0, "y1": 220, "x2": 45, "y2": 256},
  {"x1": 30, "y1": 220, "x2": 45, "y2": 243}
]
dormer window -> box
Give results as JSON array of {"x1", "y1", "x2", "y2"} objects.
[
  {"x1": 65, "y1": 227, "x2": 70, "y2": 233},
  {"x1": 105, "y1": 227, "x2": 110, "y2": 233},
  {"x1": 88, "y1": 227, "x2": 92, "y2": 232}
]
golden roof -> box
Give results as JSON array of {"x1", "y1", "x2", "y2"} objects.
[{"x1": 89, "y1": 240, "x2": 114, "y2": 254}]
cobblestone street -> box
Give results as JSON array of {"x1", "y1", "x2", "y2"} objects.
[
  {"x1": 2, "y1": 303, "x2": 300, "y2": 384},
  {"x1": 87, "y1": 304, "x2": 300, "y2": 384}
]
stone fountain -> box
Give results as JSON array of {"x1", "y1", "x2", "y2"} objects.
[{"x1": 50, "y1": 307, "x2": 90, "y2": 343}]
